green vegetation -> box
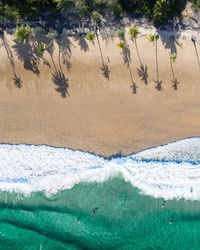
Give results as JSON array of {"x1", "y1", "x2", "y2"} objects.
[
  {"x1": 46, "y1": 30, "x2": 58, "y2": 40},
  {"x1": 146, "y1": 33, "x2": 159, "y2": 45},
  {"x1": 152, "y1": 0, "x2": 184, "y2": 27},
  {"x1": 53, "y1": 0, "x2": 73, "y2": 11},
  {"x1": 38, "y1": 42, "x2": 46, "y2": 54},
  {"x1": 117, "y1": 41, "x2": 125, "y2": 49},
  {"x1": 170, "y1": 53, "x2": 177, "y2": 63},
  {"x1": 112, "y1": 4, "x2": 123, "y2": 16},
  {"x1": 192, "y1": 0, "x2": 200, "y2": 9},
  {"x1": 86, "y1": 32, "x2": 96, "y2": 41},
  {"x1": 91, "y1": 10, "x2": 101, "y2": 21},
  {"x1": 129, "y1": 27, "x2": 140, "y2": 40},
  {"x1": 75, "y1": 1, "x2": 89, "y2": 16},
  {"x1": 0, "y1": 0, "x2": 198, "y2": 28},
  {"x1": 14, "y1": 25, "x2": 33, "y2": 43}
]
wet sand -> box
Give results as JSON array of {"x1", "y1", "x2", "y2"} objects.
[{"x1": 0, "y1": 32, "x2": 199, "y2": 156}]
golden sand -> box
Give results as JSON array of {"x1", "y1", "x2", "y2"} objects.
[{"x1": 0, "y1": 32, "x2": 199, "y2": 156}]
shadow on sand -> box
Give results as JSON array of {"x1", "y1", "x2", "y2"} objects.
[
  {"x1": 191, "y1": 36, "x2": 200, "y2": 70},
  {"x1": 51, "y1": 55, "x2": 70, "y2": 98},
  {"x1": 96, "y1": 30, "x2": 110, "y2": 80},
  {"x1": 56, "y1": 30, "x2": 75, "y2": 72},
  {"x1": 120, "y1": 39, "x2": 137, "y2": 94},
  {"x1": 154, "y1": 39, "x2": 162, "y2": 91},
  {"x1": 74, "y1": 32, "x2": 89, "y2": 52},
  {"x1": 12, "y1": 40, "x2": 40, "y2": 76},
  {"x1": 137, "y1": 64, "x2": 148, "y2": 85},
  {"x1": 131, "y1": 37, "x2": 148, "y2": 85},
  {"x1": 1, "y1": 31, "x2": 23, "y2": 88}
]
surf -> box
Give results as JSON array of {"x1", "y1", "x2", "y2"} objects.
[{"x1": 0, "y1": 138, "x2": 200, "y2": 200}]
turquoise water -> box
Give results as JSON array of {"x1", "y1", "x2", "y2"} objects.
[
  {"x1": 0, "y1": 177, "x2": 200, "y2": 249},
  {"x1": 1, "y1": 138, "x2": 200, "y2": 249}
]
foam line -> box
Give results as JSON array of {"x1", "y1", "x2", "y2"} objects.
[{"x1": 0, "y1": 138, "x2": 200, "y2": 200}]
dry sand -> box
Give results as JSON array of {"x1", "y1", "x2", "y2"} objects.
[{"x1": 0, "y1": 32, "x2": 199, "y2": 156}]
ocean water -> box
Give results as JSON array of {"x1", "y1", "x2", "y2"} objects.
[{"x1": 0, "y1": 138, "x2": 200, "y2": 249}]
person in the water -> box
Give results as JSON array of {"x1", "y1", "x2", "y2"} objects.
[
  {"x1": 161, "y1": 202, "x2": 165, "y2": 208},
  {"x1": 76, "y1": 219, "x2": 80, "y2": 223},
  {"x1": 91, "y1": 210, "x2": 96, "y2": 215},
  {"x1": 91, "y1": 208, "x2": 98, "y2": 215},
  {"x1": 170, "y1": 217, "x2": 174, "y2": 224}
]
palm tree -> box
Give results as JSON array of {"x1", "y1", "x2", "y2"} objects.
[
  {"x1": 117, "y1": 29, "x2": 137, "y2": 93},
  {"x1": 38, "y1": 42, "x2": 46, "y2": 55},
  {"x1": 146, "y1": 33, "x2": 162, "y2": 90},
  {"x1": 91, "y1": 12, "x2": 110, "y2": 80},
  {"x1": 15, "y1": 24, "x2": 33, "y2": 43},
  {"x1": 170, "y1": 53, "x2": 177, "y2": 63},
  {"x1": 170, "y1": 53, "x2": 178, "y2": 90},
  {"x1": 86, "y1": 31, "x2": 110, "y2": 79},
  {"x1": 129, "y1": 26, "x2": 148, "y2": 84},
  {"x1": 86, "y1": 32, "x2": 96, "y2": 42},
  {"x1": 38, "y1": 30, "x2": 58, "y2": 56},
  {"x1": 129, "y1": 27, "x2": 141, "y2": 64},
  {"x1": 91, "y1": 10, "x2": 101, "y2": 22},
  {"x1": 118, "y1": 41, "x2": 125, "y2": 49}
]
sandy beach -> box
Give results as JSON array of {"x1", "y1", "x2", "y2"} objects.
[{"x1": 0, "y1": 31, "x2": 199, "y2": 157}]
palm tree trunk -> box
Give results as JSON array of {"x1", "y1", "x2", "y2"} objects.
[
  {"x1": 155, "y1": 40, "x2": 159, "y2": 82},
  {"x1": 50, "y1": 54, "x2": 57, "y2": 73},
  {"x1": 127, "y1": 59, "x2": 134, "y2": 84},
  {"x1": 134, "y1": 38, "x2": 142, "y2": 66},
  {"x1": 193, "y1": 41, "x2": 200, "y2": 69},
  {"x1": 170, "y1": 60, "x2": 175, "y2": 80},
  {"x1": 95, "y1": 30, "x2": 105, "y2": 67}
]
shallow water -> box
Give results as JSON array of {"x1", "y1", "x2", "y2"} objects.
[{"x1": 0, "y1": 138, "x2": 200, "y2": 249}]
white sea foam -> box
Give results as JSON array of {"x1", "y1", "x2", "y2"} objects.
[
  {"x1": 134, "y1": 137, "x2": 200, "y2": 162},
  {"x1": 0, "y1": 138, "x2": 200, "y2": 200}
]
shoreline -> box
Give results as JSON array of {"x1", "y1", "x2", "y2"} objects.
[{"x1": 0, "y1": 31, "x2": 200, "y2": 157}]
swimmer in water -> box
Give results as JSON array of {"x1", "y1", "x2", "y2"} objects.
[
  {"x1": 76, "y1": 219, "x2": 80, "y2": 223},
  {"x1": 161, "y1": 202, "x2": 165, "y2": 208},
  {"x1": 91, "y1": 210, "x2": 96, "y2": 215},
  {"x1": 170, "y1": 217, "x2": 174, "y2": 224}
]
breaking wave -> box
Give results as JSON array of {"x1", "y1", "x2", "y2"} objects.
[{"x1": 0, "y1": 137, "x2": 200, "y2": 200}]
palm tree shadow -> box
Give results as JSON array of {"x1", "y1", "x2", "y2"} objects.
[
  {"x1": 12, "y1": 41, "x2": 40, "y2": 76},
  {"x1": 155, "y1": 39, "x2": 162, "y2": 91},
  {"x1": 56, "y1": 32, "x2": 74, "y2": 71},
  {"x1": 74, "y1": 33, "x2": 89, "y2": 52},
  {"x1": 96, "y1": 32, "x2": 110, "y2": 80},
  {"x1": 137, "y1": 64, "x2": 148, "y2": 85},
  {"x1": 1, "y1": 32, "x2": 23, "y2": 88},
  {"x1": 172, "y1": 78, "x2": 179, "y2": 90},
  {"x1": 51, "y1": 55, "x2": 69, "y2": 98},
  {"x1": 43, "y1": 58, "x2": 51, "y2": 68},
  {"x1": 130, "y1": 82, "x2": 137, "y2": 93},
  {"x1": 133, "y1": 38, "x2": 148, "y2": 85},
  {"x1": 155, "y1": 80, "x2": 163, "y2": 91},
  {"x1": 13, "y1": 74, "x2": 23, "y2": 88},
  {"x1": 191, "y1": 37, "x2": 200, "y2": 69},
  {"x1": 121, "y1": 40, "x2": 137, "y2": 94},
  {"x1": 101, "y1": 64, "x2": 110, "y2": 79},
  {"x1": 52, "y1": 70, "x2": 69, "y2": 98},
  {"x1": 170, "y1": 59, "x2": 179, "y2": 90},
  {"x1": 159, "y1": 34, "x2": 182, "y2": 55},
  {"x1": 122, "y1": 44, "x2": 131, "y2": 65}
]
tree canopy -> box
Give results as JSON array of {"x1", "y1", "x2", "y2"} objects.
[{"x1": 0, "y1": 0, "x2": 198, "y2": 27}]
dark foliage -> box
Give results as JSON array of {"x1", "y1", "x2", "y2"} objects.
[{"x1": 0, "y1": 0, "x2": 197, "y2": 27}]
